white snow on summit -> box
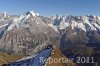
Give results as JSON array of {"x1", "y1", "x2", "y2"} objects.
[
  {"x1": 50, "y1": 15, "x2": 100, "y2": 32},
  {"x1": 29, "y1": 11, "x2": 39, "y2": 17},
  {"x1": 7, "y1": 11, "x2": 40, "y2": 31},
  {"x1": 1, "y1": 11, "x2": 100, "y2": 33},
  {"x1": 83, "y1": 18, "x2": 96, "y2": 31}
]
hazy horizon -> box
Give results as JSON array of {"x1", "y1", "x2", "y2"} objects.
[{"x1": 0, "y1": 0, "x2": 100, "y2": 16}]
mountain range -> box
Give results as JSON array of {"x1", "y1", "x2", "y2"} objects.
[{"x1": 0, "y1": 11, "x2": 100, "y2": 66}]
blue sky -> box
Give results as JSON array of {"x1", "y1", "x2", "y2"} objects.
[{"x1": 0, "y1": 0, "x2": 100, "y2": 16}]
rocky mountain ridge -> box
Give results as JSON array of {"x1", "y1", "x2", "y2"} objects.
[{"x1": 0, "y1": 11, "x2": 100, "y2": 55}]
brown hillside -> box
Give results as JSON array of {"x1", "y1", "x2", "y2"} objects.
[
  {"x1": 0, "y1": 52, "x2": 23, "y2": 66},
  {"x1": 46, "y1": 47, "x2": 77, "y2": 66}
]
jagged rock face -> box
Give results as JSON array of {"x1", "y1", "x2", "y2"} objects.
[
  {"x1": 50, "y1": 15, "x2": 100, "y2": 50},
  {"x1": 0, "y1": 11, "x2": 59, "y2": 55},
  {"x1": 60, "y1": 28, "x2": 88, "y2": 49},
  {"x1": 51, "y1": 15, "x2": 100, "y2": 31},
  {"x1": 0, "y1": 11, "x2": 100, "y2": 55}
]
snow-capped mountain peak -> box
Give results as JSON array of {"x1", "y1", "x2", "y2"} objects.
[
  {"x1": 29, "y1": 11, "x2": 39, "y2": 17},
  {"x1": 3, "y1": 12, "x2": 7, "y2": 18},
  {"x1": 26, "y1": 11, "x2": 39, "y2": 17},
  {"x1": 6, "y1": 11, "x2": 40, "y2": 31},
  {"x1": 0, "y1": 12, "x2": 8, "y2": 21},
  {"x1": 1, "y1": 11, "x2": 100, "y2": 32},
  {"x1": 0, "y1": 11, "x2": 100, "y2": 66},
  {"x1": 50, "y1": 14, "x2": 100, "y2": 32}
]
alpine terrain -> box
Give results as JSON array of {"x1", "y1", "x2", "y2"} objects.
[{"x1": 0, "y1": 11, "x2": 99, "y2": 66}]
